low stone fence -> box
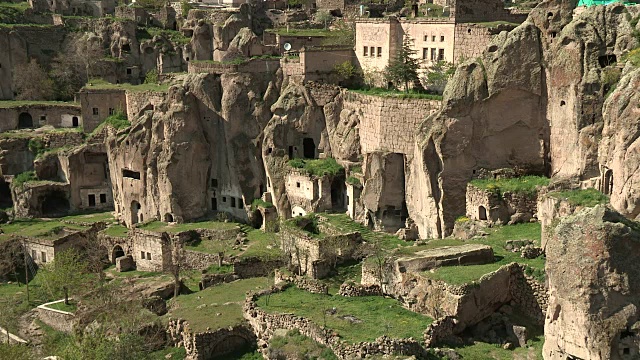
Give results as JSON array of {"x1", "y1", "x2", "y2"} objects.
[
  {"x1": 509, "y1": 264, "x2": 548, "y2": 325},
  {"x1": 338, "y1": 282, "x2": 382, "y2": 297},
  {"x1": 274, "y1": 269, "x2": 328, "y2": 294},
  {"x1": 234, "y1": 257, "x2": 284, "y2": 279},
  {"x1": 244, "y1": 286, "x2": 429, "y2": 360},
  {"x1": 37, "y1": 300, "x2": 75, "y2": 332},
  {"x1": 167, "y1": 319, "x2": 256, "y2": 360},
  {"x1": 182, "y1": 250, "x2": 221, "y2": 271},
  {"x1": 199, "y1": 273, "x2": 239, "y2": 290},
  {"x1": 188, "y1": 59, "x2": 281, "y2": 75},
  {"x1": 423, "y1": 316, "x2": 458, "y2": 348}
]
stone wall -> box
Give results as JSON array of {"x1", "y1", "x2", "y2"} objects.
[
  {"x1": 509, "y1": 264, "x2": 547, "y2": 325},
  {"x1": 199, "y1": 273, "x2": 239, "y2": 290},
  {"x1": 274, "y1": 269, "x2": 329, "y2": 294},
  {"x1": 244, "y1": 286, "x2": 429, "y2": 360},
  {"x1": 338, "y1": 281, "x2": 381, "y2": 297},
  {"x1": 0, "y1": 104, "x2": 82, "y2": 131},
  {"x1": 465, "y1": 183, "x2": 538, "y2": 224},
  {"x1": 453, "y1": 23, "x2": 495, "y2": 62},
  {"x1": 125, "y1": 90, "x2": 167, "y2": 120},
  {"x1": 77, "y1": 88, "x2": 127, "y2": 133},
  {"x1": 42, "y1": 131, "x2": 85, "y2": 149},
  {"x1": 183, "y1": 250, "x2": 220, "y2": 271},
  {"x1": 316, "y1": 0, "x2": 344, "y2": 10},
  {"x1": 0, "y1": 137, "x2": 33, "y2": 176},
  {"x1": 168, "y1": 319, "x2": 257, "y2": 360},
  {"x1": 536, "y1": 192, "x2": 580, "y2": 250},
  {"x1": 130, "y1": 229, "x2": 172, "y2": 272},
  {"x1": 452, "y1": 0, "x2": 528, "y2": 23},
  {"x1": 13, "y1": 181, "x2": 71, "y2": 218},
  {"x1": 234, "y1": 257, "x2": 284, "y2": 278},
  {"x1": 342, "y1": 91, "x2": 440, "y2": 155},
  {"x1": 188, "y1": 59, "x2": 281, "y2": 75},
  {"x1": 36, "y1": 301, "x2": 75, "y2": 332}
]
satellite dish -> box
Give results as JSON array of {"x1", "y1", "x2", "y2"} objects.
[{"x1": 283, "y1": 42, "x2": 292, "y2": 51}]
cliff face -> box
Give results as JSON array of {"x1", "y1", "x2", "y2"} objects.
[
  {"x1": 544, "y1": 205, "x2": 640, "y2": 360},
  {"x1": 107, "y1": 72, "x2": 280, "y2": 226},
  {"x1": 410, "y1": 0, "x2": 640, "y2": 237}
]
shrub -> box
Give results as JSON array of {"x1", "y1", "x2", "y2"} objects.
[
  {"x1": 251, "y1": 198, "x2": 274, "y2": 211},
  {"x1": 287, "y1": 158, "x2": 344, "y2": 177},
  {"x1": 144, "y1": 69, "x2": 158, "y2": 84},
  {"x1": 455, "y1": 216, "x2": 470, "y2": 223},
  {"x1": 13, "y1": 171, "x2": 38, "y2": 188},
  {"x1": 28, "y1": 138, "x2": 45, "y2": 156},
  {"x1": 346, "y1": 176, "x2": 361, "y2": 186}
]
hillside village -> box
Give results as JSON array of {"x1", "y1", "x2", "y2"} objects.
[{"x1": 0, "y1": 0, "x2": 639, "y2": 359}]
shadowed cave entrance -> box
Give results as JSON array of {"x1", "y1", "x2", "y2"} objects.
[
  {"x1": 112, "y1": 245, "x2": 125, "y2": 263},
  {"x1": 0, "y1": 180, "x2": 13, "y2": 209},
  {"x1": 41, "y1": 190, "x2": 70, "y2": 216}
]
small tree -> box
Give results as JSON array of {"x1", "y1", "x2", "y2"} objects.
[
  {"x1": 316, "y1": 10, "x2": 333, "y2": 29},
  {"x1": 38, "y1": 249, "x2": 88, "y2": 305},
  {"x1": 13, "y1": 59, "x2": 54, "y2": 101},
  {"x1": 424, "y1": 60, "x2": 455, "y2": 94},
  {"x1": 385, "y1": 35, "x2": 420, "y2": 93}
]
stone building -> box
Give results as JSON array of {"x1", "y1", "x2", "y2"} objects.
[
  {"x1": 0, "y1": 104, "x2": 82, "y2": 132},
  {"x1": 354, "y1": 0, "x2": 527, "y2": 84},
  {"x1": 465, "y1": 182, "x2": 539, "y2": 224},
  {"x1": 22, "y1": 224, "x2": 105, "y2": 266},
  {"x1": 76, "y1": 88, "x2": 127, "y2": 133}
]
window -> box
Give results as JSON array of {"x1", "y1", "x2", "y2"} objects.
[
  {"x1": 431, "y1": 48, "x2": 437, "y2": 61},
  {"x1": 108, "y1": 108, "x2": 115, "y2": 115},
  {"x1": 377, "y1": 47, "x2": 382, "y2": 57},
  {"x1": 126, "y1": 68, "x2": 132, "y2": 75},
  {"x1": 88, "y1": 194, "x2": 96, "y2": 207},
  {"x1": 296, "y1": 182, "x2": 301, "y2": 188},
  {"x1": 440, "y1": 35, "x2": 445, "y2": 42},
  {"x1": 363, "y1": 47, "x2": 368, "y2": 56},
  {"x1": 92, "y1": 108, "x2": 99, "y2": 116},
  {"x1": 267, "y1": 177, "x2": 271, "y2": 187},
  {"x1": 141, "y1": 251, "x2": 145, "y2": 259},
  {"x1": 370, "y1": 47, "x2": 375, "y2": 57},
  {"x1": 231, "y1": 197, "x2": 236, "y2": 207},
  {"x1": 238, "y1": 198, "x2": 243, "y2": 208},
  {"x1": 438, "y1": 48, "x2": 445, "y2": 61},
  {"x1": 122, "y1": 169, "x2": 141, "y2": 180},
  {"x1": 147, "y1": 252, "x2": 151, "y2": 260},
  {"x1": 422, "y1": 48, "x2": 428, "y2": 59},
  {"x1": 432, "y1": 35, "x2": 436, "y2": 42},
  {"x1": 40, "y1": 115, "x2": 46, "y2": 121},
  {"x1": 211, "y1": 178, "x2": 218, "y2": 187},
  {"x1": 423, "y1": 35, "x2": 427, "y2": 41},
  {"x1": 222, "y1": 196, "x2": 226, "y2": 202},
  {"x1": 100, "y1": 194, "x2": 107, "y2": 203},
  {"x1": 41, "y1": 252, "x2": 47, "y2": 263}
]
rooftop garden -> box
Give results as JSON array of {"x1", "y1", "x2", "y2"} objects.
[
  {"x1": 256, "y1": 286, "x2": 433, "y2": 344},
  {"x1": 549, "y1": 188, "x2": 609, "y2": 207},
  {"x1": 84, "y1": 78, "x2": 169, "y2": 93},
  {"x1": 138, "y1": 220, "x2": 238, "y2": 233},
  {"x1": 166, "y1": 277, "x2": 272, "y2": 332},
  {"x1": 288, "y1": 157, "x2": 344, "y2": 177},
  {"x1": 349, "y1": 88, "x2": 443, "y2": 100},
  {"x1": 470, "y1": 175, "x2": 550, "y2": 196},
  {"x1": 0, "y1": 100, "x2": 79, "y2": 108}
]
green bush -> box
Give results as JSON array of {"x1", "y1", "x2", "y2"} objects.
[
  {"x1": 251, "y1": 198, "x2": 274, "y2": 211},
  {"x1": 144, "y1": 69, "x2": 158, "y2": 84},
  {"x1": 13, "y1": 171, "x2": 38, "y2": 188},
  {"x1": 287, "y1": 158, "x2": 344, "y2": 177},
  {"x1": 28, "y1": 138, "x2": 45, "y2": 156},
  {"x1": 346, "y1": 176, "x2": 361, "y2": 186}
]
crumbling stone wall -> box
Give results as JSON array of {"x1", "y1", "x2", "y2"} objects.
[
  {"x1": 274, "y1": 269, "x2": 329, "y2": 294},
  {"x1": 453, "y1": 23, "x2": 495, "y2": 62},
  {"x1": 125, "y1": 90, "x2": 167, "y2": 120},
  {"x1": 342, "y1": 91, "x2": 440, "y2": 155},
  {"x1": 129, "y1": 229, "x2": 172, "y2": 272},
  {"x1": 187, "y1": 58, "x2": 281, "y2": 75},
  {"x1": 234, "y1": 257, "x2": 284, "y2": 278},
  {"x1": 77, "y1": 88, "x2": 127, "y2": 133},
  {"x1": 465, "y1": 183, "x2": 538, "y2": 224},
  {"x1": 36, "y1": 304, "x2": 75, "y2": 332},
  {"x1": 0, "y1": 105, "x2": 82, "y2": 131},
  {"x1": 509, "y1": 264, "x2": 547, "y2": 325},
  {"x1": 168, "y1": 319, "x2": 257, "y2": 360},
  {"x1": 182, "y1": 250, "x2": 221, "y2": 271}
]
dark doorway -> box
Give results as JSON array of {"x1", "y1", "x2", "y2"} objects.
[
  {"x1": 288, "y1": 146, "x2": 294, "y2": 159},
  {"x1": 303, "y1": 138, "x2": 316, "y2": 159},
  {"x1": 164, "y1": 213, "x2": 174, "y2": 222},
  {"x1": 112, "y1": 245, "x2": 125, "y2": 263},
  {"x1": 100, "y1": 193, "x2": 107, "y2": 203},
  {"x1": 41, "y1": 191, "x2": 70, "y2": 216},
  {"x1": 72, "y1": 116, "x2": 79, "y2": 127},
  {"x1": 88, "y1": 194, "x2": 96, "y2": 207},
  {"x1": 604, "y1": 169, "x2": 613, "y2": 195},
  {"x1": 479, "y1": 206, "x2": 487, "y2": 220},
  {"x1": 598, "y1": 54, "x2": 616, "y2": 68},
  {"x1": 253, "y1": 210, "x2": 263, "y2": 229},
  {"x1": 131, "y1": 200, "x2": 141, "y2": 224},
  {"x1": 211, "y1": 197, "x2": 217, "y2": 211},
  {"x1": 18, "y1": 112, "x2": 33, "y2": 128},
  {"x1": 331, "y1": 177, "x2": 346, "y2": 211},
  {"x1": 0, "y1": 180, "x2": 12, "y2": 209}
]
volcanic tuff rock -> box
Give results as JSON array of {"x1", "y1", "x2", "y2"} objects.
[
  {"x1": 410, "y1": 0, "x2": 640, "y2": 238},
  {"x1": 544, "y1": 205, "x2": 640, "y2": 359}
]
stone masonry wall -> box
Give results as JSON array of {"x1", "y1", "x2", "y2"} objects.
[
  {"x1": 234, "y1": 257, "x2": 284, "y2": 278},
  {"x1": 168, "y1": 319, "x2": 257, "y2": 360},
  {"x1": 453, "y1": 23, "x2": 494, "y2": 62},
  {"x1": 342, "y1": 91, "x2": 441, "y2": 155},
  {"x1": 509, "y1": 264, "x2": 548, "y2": 325},
  {"x1": 182, "y1": 250, "x2": 220, "y2": 271},
  {"x1": 36, "y1": 305, "x2": 75, "y2": 332}
]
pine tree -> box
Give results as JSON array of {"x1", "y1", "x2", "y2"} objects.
[{"x1": 385, "y1": 35, "x2": 421, "y2": 93}]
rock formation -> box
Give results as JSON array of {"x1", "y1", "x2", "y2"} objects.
[{"x1": 544, "y1": 205, "x2": 640, "y2": 359}]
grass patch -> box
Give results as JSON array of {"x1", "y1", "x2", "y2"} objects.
[
  {"x1": 622, "y1": 47, "x2": 640, "y2": 67},
  {"x1": 419, "y1": 223, "x2": 544, "y2": 285},
  {"x1": 0, "y1": 1, "x2": 30, "y2": 23},
  {"x1": 474, "y1": 20, "x2": 521, "y2": 28},
  {"x1": 470, "y1": 175, "x2": 549, "y2": 196},
  {"x1": 139, "y1": 220, "x2": 238, "y2": 233},
  {"x1": 204, "y1": 264, "x2": 234, "y2": 274},
  {"x1": 0, "y1": 219, "x2": 87, "y2": 241},
  {"x1": 288, "y1": 157, "x2": 344, "y2": 177},
  {"x1": 167, "y1": 277, "x2": 272, "y2": 332},
  {"x1": 549, "y1": 188, "x2": 609, "y2": 207},
  {"x1": 269, "y1": 329, "x2": 338, "y2": 360},
  {"x1": 150, "y1": 347, "x2": 186, "y2": 360},
  {"x1": 85, "y1": 78, "x2": 169, "y2": 92},
  {"x1": 239, "y1": 226, "x2": 282, "y2": 260},
  {"x1": 417, "y1": 3, "x2": 449, "y2": 18},
  {"x1": 61, "y1": 211, "x2": 114, "y2": 223},
  {"x1": 323, "y1": 214, "x2": 408, "y2": 250},
  {"x1": 103, "y1": 224, "x2": 129, "y2": 238},
  {"x1": 251, "y1": 198, "x2": 273, "y2": 211},
  {"x1": 257, "y1": 286, "x2": 433, "y2": 344},
  {"x1": 12, "y1": 171, "x2": 38, "y2": 188},
  {"x1": 138, "y1": 26, "x2": 190, "y2": 45},
  {"x1": 0, "y1": 100, "x2": 78, "y2": 108},
  {"x1": 45, "y1": 301, "x2": 77, "y2": 313},
  {"x1": 349, "y1": 88, "x2": 443, "y2": 100}
]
